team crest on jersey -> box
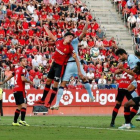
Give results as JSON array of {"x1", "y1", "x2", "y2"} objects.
[{"x1": 22, "y1": 69, "x2": 25, "y2": 73}]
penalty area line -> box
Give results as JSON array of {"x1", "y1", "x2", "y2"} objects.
[{"x1": 0, "y1": 124, "x2": 140, "y2": 132}]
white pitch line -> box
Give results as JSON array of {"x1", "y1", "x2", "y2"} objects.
[{"x1": 0, "y1": 124, "x2": 140, "y2": 132}]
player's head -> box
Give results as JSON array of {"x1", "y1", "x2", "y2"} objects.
[
  {"x1": 19, "y1": 57, "x2": 27, "y2": 67},
  {"x1": 135, "y1": 50, "x2": 140, "y2": 58},
  {"x1": 64, "y1": 32, "x2": 74, "y2": 44},
  {"x1": 115, "y1": 48, "x2": 127, "y2": 61},
  {"x1": 134, "y1": 62, "x2": 140, "y2": 74}
]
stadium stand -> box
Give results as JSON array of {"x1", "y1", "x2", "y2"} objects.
[{"x1": 0, "y1": 0, "x2": 124, "y2": 90}]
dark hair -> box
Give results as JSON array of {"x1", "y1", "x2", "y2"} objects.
[
  {"x1": 115, "y1": 48, "x2": 127, "y2": 56},
  {"x1": 19, "y1": 57, "x2": 25, "y2": 62},
  {"x1": 135, "y1": 51, "x2": 140, "y2": 57},
  {"x1": 64, "y1": 32, "x2": 74, "y2": 37}
]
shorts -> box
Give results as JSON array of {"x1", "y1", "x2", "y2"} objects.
[
  {"x1": 116, "y1": 88, "x2": 133, "y2": 102},
  {"x1": 14, "y1": 91, "x2": 27, "y2": 105},
  {"x1": 62, "y1": 61, "x2": 86, "y2": 81},
  {"x1": 132, "y1": 97, "x2": 140, "y2": 106},
  {"x1": 47, "y1": 61, "x2": 65, "y2": 82},
  {"x1": 131, "y1": 80, "x2": 137, "y2": 88}
]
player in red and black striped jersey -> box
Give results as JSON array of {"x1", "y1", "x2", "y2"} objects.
[
  {"x1": 118, "y1": 62, "x2": 140, "y2": 129},
  {"x1": 0, "y1": 57, "x2": 33, "y2": 126},
  {"x1": 110, "y1": 69, "x2": 138, "y2": 127},
  {"x1": 34, "y1": 25, "x2": 84, "y2": 107}
]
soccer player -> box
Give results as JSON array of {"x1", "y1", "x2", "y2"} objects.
[
  {"x1": 110, "y1": 69, "x2": 136, "y2": 127},
  {"x1": 116, "y1": 49, "x2": 140, "y2": 119},
  {"x1": 0, "y1": 57, "x2": 33, "y2": 126},
  {"x1": 50, "y1": 16, "x2": 95, "y2": 110},
  {"x1": 118, "y1": 62, "x2": 140, "y2": 129},
  {"x1": 34, "y1": 25, "x2": 83, "y2": 107}
]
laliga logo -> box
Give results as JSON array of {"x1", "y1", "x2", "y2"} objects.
[{"x1": 60, "y1": 90, "x2": 73, "y2": 105}]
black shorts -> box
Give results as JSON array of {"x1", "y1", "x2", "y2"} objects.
[
  {"x1": 132, "y1": 97, "x2": 140, "y2": 106},
  {"x1": 116, "y1": 88, "x2": 133, "y2": 102},
  {"x1": 14, "y1": 91, "x2": 27, "y2": 105},
  {"x1": 47, "y1": 61, "x2": 65, "y2": 82}
]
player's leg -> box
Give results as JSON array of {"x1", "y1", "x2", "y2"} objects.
[
  {"x1": 50, "y1": 65, "x2": 74, "y2": 110},
  {"x1": 46, "y1": 64, "x2": 63, "y2": 108},
  {"x1": 80, "y1": 66, "x2": 95, "y2": 101},
  {"x1": 13, "y1": 105, "x2": 22, "y2": 126},
  {"x1": 110, "y1": 89, "x2": 124, "y2": 127},
  {"x1": 18, "y1": 92, "x2": 29, "y2": 126},
  {"x1": 13, "y1": 92, "x2": 22, "y2": 126},
  {"x1": 118, "y1": 97, "x2": 140, "y2": 129},
  {"x1": 127, "y1": 82, "x2": 140, "y2": 121},
  {"x1": 127, "y1": 91, "x2": 139, "y2": 125},
  {"x1": 34, "y1": 62, "x2": 55, "y2": 104},
  {"x1": 50, "y1": 81, "x2": 67, "y2": 110}
]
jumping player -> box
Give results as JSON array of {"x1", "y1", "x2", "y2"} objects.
[
  {"x1": 0, "y1": 57, "x2": 32, "y2": 126},
  {"x1": 34, "y1": 25, "x2": 83, "y2": 107},
  {"x1": 118, "y1": 62, "x2": 140, "y2": 129},
  {"x1": 110, "y1": 69, "x2": 136, "y2": 127},
  {"x1": 50, "y1": 16, "x2": 95, "y2": 110}
]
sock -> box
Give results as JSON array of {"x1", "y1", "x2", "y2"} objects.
[
  {"x1": 48, "y1": 87, "x2": 58, "y2": 104},
  {"x1": 14, "y1": 109, "x2": 20, "y2": 123},
  {"x1": 124, "y1": 107, "x2": 130, "y2": 124},
  {"x1": 111, "y1": 104, "x2": 121, "y2": 124},
  {"x1": 83, "y1": 82, "x2": 94, "y2": 100},
  {"x1": 130, "y1": 106, "x2": 139, "y2": 122},
  {"x1": 21, "y1": 107, "x2": 26, "y2": 121},
  {"x1": 41, "y1": 84, "x2": 51, "y2": 101},
  {"x1": 55, "y1": 87, "x2": 64, "y2": 106}
]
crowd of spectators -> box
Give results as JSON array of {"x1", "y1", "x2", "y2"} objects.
[
  {"x1": 114, "y1": 0, "x2": 140, "y2": 51},
  {"x1": 0, "y1": 0, "x2": 122, "y2": 90}
]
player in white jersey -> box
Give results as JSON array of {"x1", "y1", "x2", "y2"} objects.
[{"x1": 50, "y1": 17, "x2": 95, "y2": 110}]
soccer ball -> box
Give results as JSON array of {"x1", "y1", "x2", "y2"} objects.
[{"x1": 90, "y1": 47, "x2": 100, "y2": 58}]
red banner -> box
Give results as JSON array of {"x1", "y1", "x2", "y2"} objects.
[{"x1": 2, "y1": 89, "x2": 127, "y2": 107}]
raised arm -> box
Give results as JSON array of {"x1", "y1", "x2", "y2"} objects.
[
  {"x1": 79, "y1": 16, "x2": 89, "y2": 41},
  {"x1": 43, "y1": 25, "x2": 57, "y2": 42}
]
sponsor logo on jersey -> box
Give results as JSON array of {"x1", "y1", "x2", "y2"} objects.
[{"x1": 56, "y1": 48, "x2": 65, "y2": 55}]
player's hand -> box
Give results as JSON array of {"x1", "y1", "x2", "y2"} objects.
[{"x1": 78, "y1": 72, "x2": 84, "y2": 79}]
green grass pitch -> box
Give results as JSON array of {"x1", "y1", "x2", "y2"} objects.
[{"x1": 0, "y1": 116, "x2": 140, "y2": 140}]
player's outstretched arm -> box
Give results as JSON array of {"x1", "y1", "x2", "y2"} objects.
[
  {"x1": 72, "y1": 53, "x2": 84, "y2": 79},
  {"x1": 0, "y1": 74, "x2": 13, "y2": 85},
  {"x1": 79, "y1": 16, "x2": 89, "y2": 41},
  {"x1": 21, "y1": 76, "x2": 33, "y2": 85},
  {"x1": 43, "y1": 25, "x2": 57, "y2": 42}
]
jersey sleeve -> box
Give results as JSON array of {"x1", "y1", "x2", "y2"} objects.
[{"x1": 128, "y1": 55, "x2": 140, "y2": 69}]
